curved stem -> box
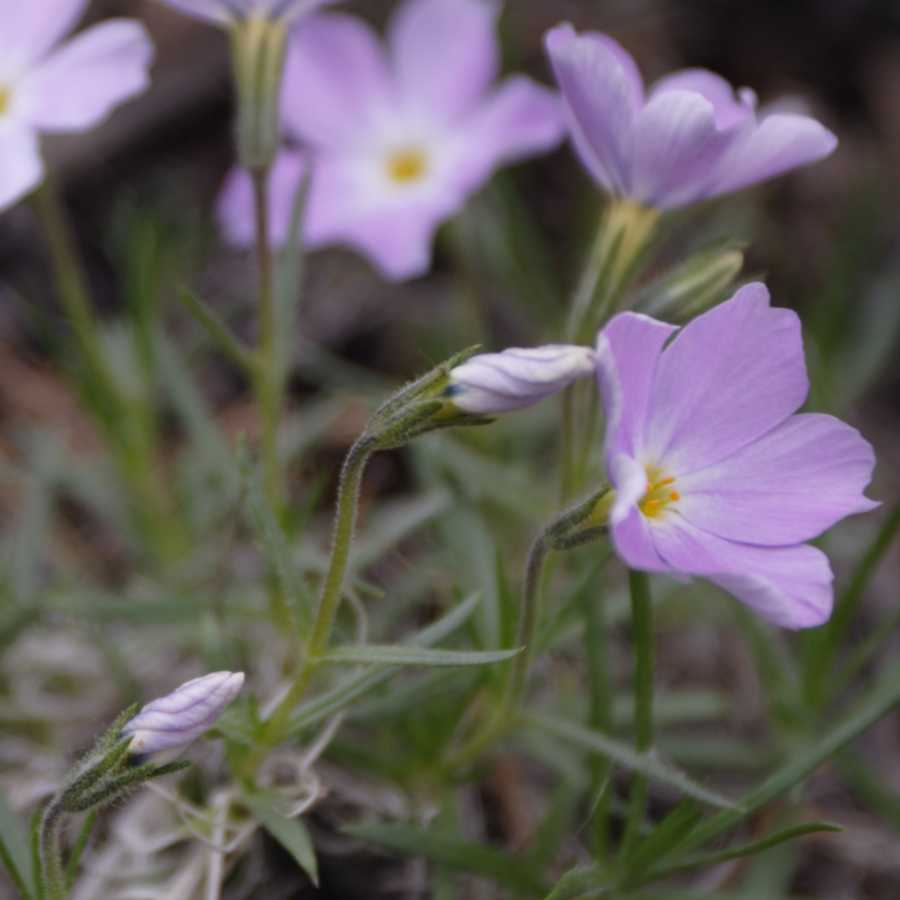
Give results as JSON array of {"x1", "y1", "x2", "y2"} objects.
[
  {"x1": 38, "y1": 800, "x2": 65, "y2": 900},
  {"x1": 243, "y1": 435, "x2": 375, "y2": 778},
  {"x1": 620, "y1": 569, "x2": 654, "y2": 858}
]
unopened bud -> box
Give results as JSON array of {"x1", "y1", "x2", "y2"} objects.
[
  {"x1": 446, "y1": 344, "x2": 596, "y2": 414},
  {"x1": 638, "y1": 246, "x2": 744, "y2": 320},
  {"x1": 122, "y1": 671, "x2": 244, "y2": 755}
]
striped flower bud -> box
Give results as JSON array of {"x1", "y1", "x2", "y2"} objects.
[
  {"x1": 446, "y1": 344, "x2": 596, "y2": 414},
  {"x1": 122, "y1": 671, "x2": 244, "y2": 755}
]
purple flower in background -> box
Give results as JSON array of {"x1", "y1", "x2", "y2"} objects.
[
  {"x1": 158, "y1": 0, "x2": 338, "y2": 25},
  {"x1": 0, "y1": 1, "x2": 154, "y2": 212},
  {"x1": 545, "y1": 24, "x2": 837, "y2": 209},
  {"x1": 448, "y1": 344, "x2": 596, "y2": 414},
  {"x1": 219, "y1": 0, "x2": 565, "y2": 280},
  {"x1": 218, "y1": 150, "x2": 307, "y2": 245},
  {"x1": 596, "y1": 284, "x2": 877, "y2": 628},
  {"x1": 122, "y1": 671, "x2": 245, "y2": 755}
]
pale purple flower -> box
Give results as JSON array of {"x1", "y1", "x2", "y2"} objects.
[
  {"x1": 218, "y1": 0, "x2": 565, "y2": 280},
  {"x1": 0, "y1": 1, "x2": 154, "y2": 212},
  {"x1": 545, "y1": 23, "x2": 837, "y2": 209},
  {"x1": 448, "y1": 344, "x2": 596, "y2": 414},
  {"x1": 218, "y1": 150, "x2": 306, "y2": 245},
  {"x1": 595, "y1": 284, "x2": 877, "y2": 628},
  {"x1": 158, "y1": 0, "x2": 338, "y2": 25},
  {"x1": 122, "y1": 671, "x2": 245, "y2": 754}
]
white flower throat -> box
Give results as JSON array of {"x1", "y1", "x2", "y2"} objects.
[{"x1": 639, "y1": 465, "x2": 680, "y2": 519}]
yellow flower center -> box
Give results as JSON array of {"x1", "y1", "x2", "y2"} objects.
[
  {"x1": 0, "y1": 85, "x2": 10, "y2": 116},
  {"x1": 386, "y1": 146, "x2": 428, "y2": 184},
  {"x1": 639, "y1": 466, "x2": 680, "y2": 519}
]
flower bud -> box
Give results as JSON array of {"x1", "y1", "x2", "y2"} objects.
[
  {"x1": 446, "y1": 344, "x2": 596, "y2": 414},
  {"x1": 637, "y1": 245, "x2": 745, "y2": 320},
  {"x1": 122, "y1": 671, "x2": 245, "y2": 755}
]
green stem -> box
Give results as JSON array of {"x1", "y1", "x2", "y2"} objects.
[
  {"x1": 243, "y1": 435, "x2": 375, "y2": 778},
  {"x1": 33, "y1": 180, "x2": 177, "y2": 561},
  {"x1": 585, "y1": 578, "x2": 613, "y2": 862},
  {"x1": 621, "y1": 569, "x2": 654, "y2": 858},
  {"x1": 38, "y1": 801, "x2": 65, "y2": 900},
  {"x1": 447, "y1": 492, "x2": 610, "y2": 772},
  {"x1": 251, "y1": 166, "x2": 283, "y2": 510}
]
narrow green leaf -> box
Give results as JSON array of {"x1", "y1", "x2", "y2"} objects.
[
  {"x1": 544, "y1": 865, "x2": 606, "y2": 900},
  {"x1": 0, "y1": 790, "x2": 33, "y2": 899},
  {"x1": 344, "y1": 822, "x2": 547, "y2": 896},
  {"x1": 684, "y1": 663, "x2": 900, "y2": 851},
  {"x1": 621, "y1": 801, "x2": 703, "y2": 884},
  {"x1": 244, "y1": 791, "x2": 318, "y2": 886},
  {"x1": 287, "y1": 594, "x2": 481, "y2": 737},
  {"x1": 323, "y1": 644, "x2": 521, "y2": 667},
  {"x1": 649, "y1": 821, "x2": 841, "y2": 882},
  {"x1": 65, "y1": 811, "x2": 98, "y2": 889},
  {"x1": 527, "y1": 714, "x2": 736, "y2": 810},
  {"x1": 244, "y1": 465, "x2": 312, "y2": 629}
]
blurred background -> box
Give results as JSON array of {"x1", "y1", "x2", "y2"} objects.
[{"x1": 1, "y1": 1, "x2": 899, "y2": 898}]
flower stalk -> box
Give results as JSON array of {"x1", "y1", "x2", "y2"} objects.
[{"x1": 620, "y1": 569, "x2": 655, "y2": 858}]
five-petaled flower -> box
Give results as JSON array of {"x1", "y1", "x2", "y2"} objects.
[
  {"x1": 218, "y1": 0, "x2": 565, "y2": 280},
  {"x1": 595, "y1": 284, "x2": 877, "y2": 628},
  {"x1": 545, "y1": 23, "x2": 837, "y2": 209},
  {"x1": 122, "y1": 671, "x2": 245, "y2": 755},
  {"x1": 0, "y1": 1, "x2": 154, "y2": 212},
  {"x1": 158, "y1": 0, "x2": 338, "y2": 25}
]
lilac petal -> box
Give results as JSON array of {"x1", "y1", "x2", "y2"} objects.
[
  {"x1": 708, "y1": 112, "x2": 837, "y2": 197},
  {"x1": 122, "y1": 671, "x2": 245, "y2": 755},
  {"x1": 676, "y1": 413, "x2": 878, "y2": 545},
  {"x1": 611, "y1": 506, "x2": 670, "y2": 572},
  {"x1": 448, "y1": 344, "x2": 595, "y2": 414},
  {"x1": 545, "y1": 24, "x2": 643, "y2": 194},
  {"x1": 631, "y1": 90, "x2": 736, "y2": 209},
  {"x1": 650, "y1": 68, "x2": 754, "y2": 130},
  {"x1": 650, "y1": 517, "x2": 833, "y2": 628},
  {"x1": 281, "y1": 14, "x2": 392, "y2": 150},
  {"x1": 453, "y1": 76, "x2": 565, "y2": 191},
  {"x1": 644, "y1": 283, "x2": 808, "y2": 474},
  {"x1": 609, "y1": 453, "x2": 648, "y2": 525},
  {"x1": 24, "y1": 21, "x2": 153, "y2": 132},
  {"x1": 595, "y1": 311, "x2": 677, "y2": 460},
  {"x1": 157, "y1": 0, "x2": 337, "y2": 24},
  {"x1": 0, "y1": 127, "x2": 43, "y2": 212},
  {"x1": 217, "y1": 150, "x2": 307, "y2": 247},
  {"x1": 387, "y1": 0, "x2": 499, "y2": 120},
  {"x1": 0, "y1": 0, "x2": 86, "y2": 70},
  {"x1": 305, "y1": 159, "x2": 447, "y2": 279}
]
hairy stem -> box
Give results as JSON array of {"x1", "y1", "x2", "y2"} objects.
[{"x1": 244, "y1": 435, "x2": 375, "y2": 778}]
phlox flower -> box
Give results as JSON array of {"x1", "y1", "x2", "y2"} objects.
[
  {"x1": 545, "y1": 24, "x2": 837, "y2": 209},
  {"x1": 158, "y1": 0, "x2": 338, "y2": 25},
  {"x1": 122, "y1": 671, "x2": 245, "y2": 755},
  {"x1": 0, "y1": 1, "x2": 154, "y2": 211},
  {"x1": 595, "y1": 284, "x2": 877, "y2": 628},
  {"x1": 218, "y1": 0, "x2": 566, "y2": 280}
]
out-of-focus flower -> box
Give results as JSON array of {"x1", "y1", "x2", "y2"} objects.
[
  {"x1": 158, "y1": 0, "x2": 338, "y2": 25},
  {"x1": 122, "y1": 671, "x2": 245, "y2": 755},
  {"x1": 595, "y1": 284, "x2": 877, "y2": 628},
  {"x1": 219, "y1": 0, "x2": 565, "y2": 280},
  {"x1": 447, "y1": 345, "x2": 596, "y2": 414},
  {"x1": 0, "y1": 2, "x2": 154, "y2": 211},
  {"x1": 218, "y1": 150, "x2": 306, "y2": 244},
  {"x1": 545, "y1": 23, "x2": 837, "y2": 210}
]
